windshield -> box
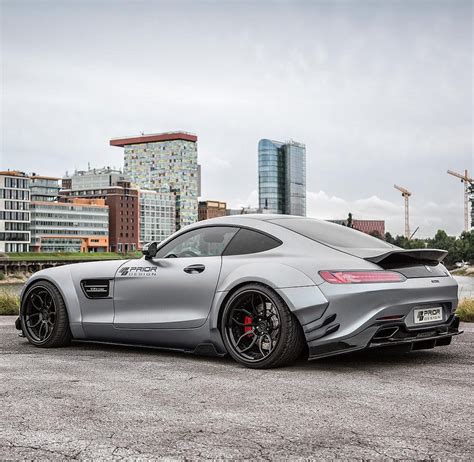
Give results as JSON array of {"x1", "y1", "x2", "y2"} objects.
[{"x1": 268, "y1": 218, "x2": 394, "y2": 250}]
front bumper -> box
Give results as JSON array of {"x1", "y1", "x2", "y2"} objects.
[{"x1": 308, "y1": 315, "x2": 462, "y2": 360}]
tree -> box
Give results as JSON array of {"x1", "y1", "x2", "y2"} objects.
[
  {"x1": 369, "y1": 230, "x2": 383, "y2": 240},
  {"x1": 384, "y1": 232, "x2": 395, "y2": 244},
  {"x1": 347, "y1": 212, "x2": 353, "y2": 228},
  {"x1": 379, "y1": 229, "x2": 474, "y2": 267}
]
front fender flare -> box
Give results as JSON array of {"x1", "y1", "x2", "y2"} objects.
[{"x1": 20, "y1": 268, "x2": 84, "y2": 338}]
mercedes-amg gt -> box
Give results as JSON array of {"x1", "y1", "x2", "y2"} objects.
[{"x1": 16, "y1": 215, "x2": 462, "y2": 368}]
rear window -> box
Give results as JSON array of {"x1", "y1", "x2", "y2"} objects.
[
  {"x1": 223, "y1": 228, "x2": 282, "y2": 256},
  {"x1": 269, "y1": 218, "x2": 393, "y2": 250}
]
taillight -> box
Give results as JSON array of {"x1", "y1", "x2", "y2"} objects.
[{"x1": 319, "y1": 270, "x2": 405, "y2": 284}]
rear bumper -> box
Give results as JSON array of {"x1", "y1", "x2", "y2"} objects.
[{"x1": 308, "y1": 314, "x2": 462, "y2": 360}]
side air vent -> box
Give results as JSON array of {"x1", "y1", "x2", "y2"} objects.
[{"x1": 81, "y1": 279, "x2": 110, "y2": 299}]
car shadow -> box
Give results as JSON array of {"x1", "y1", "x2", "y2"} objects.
[
  {"x1": 18, "y1": 338, "x2": 458, "y2": 371},
  {"x1": 292, "y1": 345, "x2": 458, "y2": 372}
]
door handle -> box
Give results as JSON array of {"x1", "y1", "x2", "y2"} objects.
[{"x1": 183, "y1": 264, "x2": 205, "y2": 274}]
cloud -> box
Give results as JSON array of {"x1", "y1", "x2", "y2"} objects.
[
  {"x1": 203, "y1": 157, "x2": 232, "y2": 170},
  {"x1": 1, "y1": 0, "x2": 471, "y2": 237},
  {"x1": 231, "y1": 190, "x2": 259, "y2": 210},
  {"x1": 306, "y1": 191, "x2": 463, "y2": 238},
  {"x1": 229, "y1": 189, "x2": 464, "y2": 237}
]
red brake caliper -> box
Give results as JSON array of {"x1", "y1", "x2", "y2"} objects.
[{"x1": 244, "y1": 315, "x2": 253, "y2": 337}]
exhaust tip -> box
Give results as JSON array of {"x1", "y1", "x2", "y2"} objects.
[{"x1": 373, "y1": 326, "x2": 400, "y2": 341}]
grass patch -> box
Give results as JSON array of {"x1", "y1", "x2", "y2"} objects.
[
  {"x1": 0, "y1": 289, "x2": 20, "y2": 315},
  {"x1": 456, "y1": 299, "x2": 474, "y2": 323},
  {"x1": 451, "y1": 268, "x2": 474, "y2": 277}
]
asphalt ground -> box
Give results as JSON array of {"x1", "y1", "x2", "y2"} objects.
[{"x1": 1, "y1": 316, "x2": 473, "y2": 460}]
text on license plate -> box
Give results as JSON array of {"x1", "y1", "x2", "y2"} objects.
[{"x1": 414, "y1": 307, "x2": 443, "y2": 324}]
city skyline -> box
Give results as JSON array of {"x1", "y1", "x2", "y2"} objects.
[{"x1": 1, "y1": 0, "x2": 472, "y2": 237}]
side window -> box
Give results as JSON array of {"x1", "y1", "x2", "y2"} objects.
[
  {"x1": 223, "y1": 228, "x2": 281, "y2": 256},
  {"x1": 155, "y1": 227, "x2": 238, "y2": 258}
]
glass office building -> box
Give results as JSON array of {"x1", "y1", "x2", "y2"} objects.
[{"x1": 258, "y1": 139, "x2": 306, "y2": 216}]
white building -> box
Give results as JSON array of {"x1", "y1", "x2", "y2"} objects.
[
  {"x1": 0, "y1": 171, "x2": 30, "y2": 253},
  {"x1": 63, "y1": 167, "x2": 128, "y2": 190},
  {"x1": 29, "y1": 199, "x2": 109, "y2": 253},
  {"x1": 139, "y1": 190, "x2": 176, "y2": 245}
]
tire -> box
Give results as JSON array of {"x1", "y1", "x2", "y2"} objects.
[
  {"x1": 221, "y1": 283, "x2": 305, "y2": 369},
  {"x1": 21, "y1": 281, "x2": 72, "y2": 348}
]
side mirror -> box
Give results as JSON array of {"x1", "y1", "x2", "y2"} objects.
[{"x1": 142, "y1": 242, "x2": 158, "y2": 260}]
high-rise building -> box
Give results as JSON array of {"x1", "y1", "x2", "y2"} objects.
[
  {"x1": 139, "y1": 190, "x2": 176, "y2": 245},
  {"x1": 197, "y1": 164, "x2": 202, "y2": 198},
  {"x1": 0, "y1": 171, "x2": 30, "y2": 252},
  {"x1": 30, "y1": 198, "x2": 109, "y2": 252},
  {"x1": 29, "y1": 175, "x2": 60, "y2": 202},
  {"x1": 470, "y1": 184, "x2": 474, "y2": 229},
  {"x1": 110, "y1": 132, "x2": 199, "y2": 229},
  {"x1": 61, "y1": 171, "x2": 139, "y2": 253},
  {"x1": 258, "y1": 139, "x2": 306, "y2": 216},
  {"x1": 198, "y1": 200, "x2": 227, "y2": 221}
]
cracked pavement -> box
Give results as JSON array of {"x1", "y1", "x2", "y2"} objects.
[{"x1": 1, "y1": 316, "x2": 473, "y2": 460}]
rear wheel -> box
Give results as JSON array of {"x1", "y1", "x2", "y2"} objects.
[
  {"x1": 21, "y1": 281, "x2": 72, "y2": 348},
  {"x1": 221, "y1": 284, "x2": 305, "y2": 368}
]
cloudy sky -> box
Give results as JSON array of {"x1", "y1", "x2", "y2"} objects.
[{"x1": 1, "y1": 0, "x2": 472, "y2": 236}]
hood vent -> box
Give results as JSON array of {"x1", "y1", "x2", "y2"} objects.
[{"x1": 81, "y1": 279, "x2": 110, "y2": 299}]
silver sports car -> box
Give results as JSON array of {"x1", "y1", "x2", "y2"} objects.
[{"x1": 16, "y1": 215, "x2": 462, "y2": 368}]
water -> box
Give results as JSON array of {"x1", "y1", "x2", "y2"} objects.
[{"x1": 454, "y1": 276, "x2": 474, "y2": 299}]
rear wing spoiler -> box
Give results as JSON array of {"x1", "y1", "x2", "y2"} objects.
[{"x1": 365, "y1": 249, "x2": 448, "y2": 265}]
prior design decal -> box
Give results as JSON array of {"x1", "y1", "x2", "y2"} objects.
[{"x1": 119, "y1": 266, "x2": 158, "y2": 277}]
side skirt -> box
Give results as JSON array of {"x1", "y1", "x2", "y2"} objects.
[
  {"x1": 72, "y1": 339, "x2": 226, "y2": 357},
  {"x1": 79, "y1": 322, "x2": 228, "y2": 356}
]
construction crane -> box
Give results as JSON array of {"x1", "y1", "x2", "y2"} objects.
[
  {"x1": 394, "y1": 184, "x2": 412, "y2": 239},
  {"x1": 447, "y1": 169, "x2": 473, "y2": 232}
]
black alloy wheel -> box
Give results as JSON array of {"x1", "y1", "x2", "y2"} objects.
[
  {"x1": 21, "y1": 281, "x2": 72, "y2": 348},
  {"x1": 221, "y1": 284, "x2": 305, "y2": 368}
]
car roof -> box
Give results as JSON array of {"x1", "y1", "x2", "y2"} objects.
[
  {"x1": 199, "y1": 214, "x2": 317, "y2": 224},
  {"x1": 185, "y1": 214, "x2": 327, "y2": 235}
]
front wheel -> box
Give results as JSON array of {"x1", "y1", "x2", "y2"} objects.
[
  {"x1": 21, "y1": 281, "x2": 72, "y2": 348},
  {"x1": 221, "y1": 284, "x2": 305, "y2": 368}
]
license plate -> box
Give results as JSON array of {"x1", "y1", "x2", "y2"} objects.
[{"x1": 414, "y1": 307, "x2": 443, "y2": 324}]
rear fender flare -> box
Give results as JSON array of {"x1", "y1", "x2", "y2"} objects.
[{"x1": 209, "y1": 263, "x2": 328, "y2": 330}]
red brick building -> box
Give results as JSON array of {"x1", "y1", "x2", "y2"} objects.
[
  {"x1": 60, "y1": 180, "x2": 139, "y2": 252},
  {"x1": 198, "y1": 200, "x2": 227, "y2": 221},
  {"x1": 330, "y1": 219, "x2": 385, "y2": 238},
  {"x1": 352, "y1": 219, "x2": 385, "y2": 237}
]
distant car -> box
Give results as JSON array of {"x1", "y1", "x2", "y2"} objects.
[{"x1": 16, "y1": 215, "x2": 462, "y2": 368}]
